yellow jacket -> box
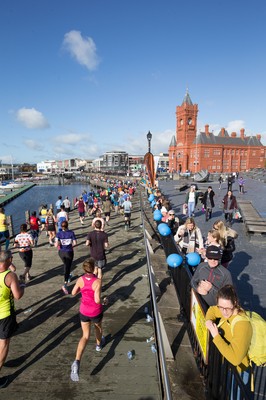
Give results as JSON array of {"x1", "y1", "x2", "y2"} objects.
[{"x1": 206, "y1": 305, "x2": 252, "y2": 370}]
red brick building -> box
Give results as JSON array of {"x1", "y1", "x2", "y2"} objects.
[{"x1": 168, "y1": 91, "x2": 266, "y2": 173}]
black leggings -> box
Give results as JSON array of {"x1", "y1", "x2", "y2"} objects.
[
  {"x1": 19, "y1": 250, "x2": 33, "y2": 268},
  {"x1": 58, "y1": 250, "x2": 74, "y2": 282}
]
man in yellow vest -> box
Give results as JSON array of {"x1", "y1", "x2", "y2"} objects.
[{"x1": 0, "y1": 250, "x2": 25, "y2": 388}]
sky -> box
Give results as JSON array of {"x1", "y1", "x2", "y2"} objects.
[{"x1": 0, "y1": 0, "x2": 266, "y2": 164}]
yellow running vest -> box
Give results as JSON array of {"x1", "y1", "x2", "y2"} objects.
[{"x1": 0, "y1": 270, "x2": 14, "y2": 319}]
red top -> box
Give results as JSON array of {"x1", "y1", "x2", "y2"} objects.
[
  {"x1": 30, "y1": 216, "x2": 40, "y2": 230},
  {"x1": 80, "y1": 275, "x2": 103, "y2": 317}
]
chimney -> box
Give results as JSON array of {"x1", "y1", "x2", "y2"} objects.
[
  {"x1": 205, "y1": 124, "x2": 209, "y2": 135},
  {"x1": 231, "y1": 132, "x2": 237, "y2": 138},
  {"x1": 240, "y1": 128, "x2": 245, "y2": 139},
  {"x1": 221, "y1": 127, "x2": 225, "y2": 137},
  {"x1": 257, "y1": 134, "x2": 262, "y2": 141}
]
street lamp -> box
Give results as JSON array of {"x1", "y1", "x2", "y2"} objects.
[{"x1": 147, "y1": 131, "x2": 152, "y2": 153}]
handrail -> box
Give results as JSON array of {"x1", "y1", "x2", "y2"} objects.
[{"x1": 140, "y1": 191, "x2": 173, "y2": 400}]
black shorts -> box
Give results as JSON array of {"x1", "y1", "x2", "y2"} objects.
[
  {"x1": 104, "y1": 212, "x2": 110, "y2": 217},
  {"x1": 0, "y1": 230, "x2": 10, "y2": 243},
  {"x1": 19, "y1": 250, "x2": 33, "y2": 268},
  {"x1": 0, "y1": 314, "x2": 18, "y2": 339},
  {"x1": 80, "y1": 312, "x2": 103, "y2": 323}
]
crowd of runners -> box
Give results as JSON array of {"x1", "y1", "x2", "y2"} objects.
[{"x1": 0, "y1": 178, "x2": 137, "y2": 387}]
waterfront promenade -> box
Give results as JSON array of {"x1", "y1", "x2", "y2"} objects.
[{"x1": 2, "y1": 193, "x2": 161, "y2": 399}]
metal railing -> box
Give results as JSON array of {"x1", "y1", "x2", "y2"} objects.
[{"x1": 140, "y1": 192, "x2": 172, "y2": 400}]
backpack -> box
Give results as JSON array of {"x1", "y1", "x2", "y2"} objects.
[{"x1": 231, "y1": 311, "x2": 266, "y2": 367}]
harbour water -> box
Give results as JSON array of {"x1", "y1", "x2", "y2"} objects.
[{"x1": 3, "y1": 183, "x2": 91, "y2": 235}]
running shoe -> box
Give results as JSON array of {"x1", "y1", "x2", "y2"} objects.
[
  {"x1": 0, "y1": 376, "x2": 8, "y2": 388},
  {"x1": 96, "y1": 336, "x2": 105, "y2": 352},
  {"x1": 61, "y1": 285, "x2": 69, "y2": 295},
  {"x1": 70, "y1": 360, "x2": 80, "y2": 382}
]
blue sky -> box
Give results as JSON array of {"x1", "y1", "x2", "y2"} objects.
[{"x1": 1, "y1": 0, "x2": 266, "y2": 164}]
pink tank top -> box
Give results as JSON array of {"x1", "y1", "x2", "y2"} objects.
[{"x1": 80, "y1": 275, "x2": 103, "y2": 317}]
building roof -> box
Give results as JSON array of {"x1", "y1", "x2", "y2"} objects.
[
  {"x1": 182, "y1": 89, "x2": 193, "y2": 106},
  {"x1": 194, "y1": 131, "x2": 263, "y2": 147},
  {"x1": 169, "y1": 135, "x2": 177, "y2": 147}
]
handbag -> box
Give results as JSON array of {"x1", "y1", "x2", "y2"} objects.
[{"x1": 233, "y1": 209, "x2": 241, "y2": 219}]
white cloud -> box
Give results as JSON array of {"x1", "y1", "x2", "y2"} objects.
[
  {"x1": 16, "y1": 108, "x2": 50, "y2": 129},
  {"x1": 53, "y1": 133, "x2": 85, "y2": 144},
  {"x1": 226, "y1": 120, "x2": 245, "y2": 133},
  {"x1": 63, "y1": 30, "x2": 100, "y2": 71},
  {"x1": 24, "y1": 139, "x2": 45, "y2": 151}
]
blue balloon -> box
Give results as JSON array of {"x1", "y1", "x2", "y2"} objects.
[
  {"x1": 158, "y1": 223, "x2": 171, "y2": 236},
  {"x1": 151, "y1": 200, "x2": 156, "y2": 207},
  {"x1": 148, "y1": 194, "x2": 155, "y2": 202},
  {"x1": 167, "y1": 253, "x2": 183, "y2": 268},
  {"x1": 153, "y1": 211, "x2": 162, "y2": 221},
  {"x1": 186, "y1": 252, "x2": 201, "y2": 267}
]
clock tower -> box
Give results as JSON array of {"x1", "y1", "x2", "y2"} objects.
[
  {"x1": 168, "y1": 90, "x2": 198, "y2": 172},
  {"x1": 176, "y1": 89, "x2": 198, "y2": 147}
]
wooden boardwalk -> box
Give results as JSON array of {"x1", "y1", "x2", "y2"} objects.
[{"x1": 2, "y1": 193, "x2": 161, "y2": 399}]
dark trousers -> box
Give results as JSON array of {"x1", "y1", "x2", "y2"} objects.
[{"x1": 59, "y1": 250, "x2": 74, "y2": 282}]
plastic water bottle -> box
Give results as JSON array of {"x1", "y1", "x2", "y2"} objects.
[
  {"x1": 146, "y1": 314, "x2": 153, "y2": 323},
  {"x1": 127, "y1": 351, "x2": 134, "y2": 360},
  {"x1": 146, "y1": 336, "x2": 154, "y2": 343},
  {"x1": 151, "y1": 344, "x2": 157, "y2": 353}
]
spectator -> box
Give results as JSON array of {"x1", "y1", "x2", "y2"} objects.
[
  {"x1": 213, "y1": 219, "x2": 238, "y2": 268},
  {"x1": 238, "y1": 177, "x2": 245, "y2": 194},
  {"x1": 205, "y1": 285, "x2": 253, "y2": 397},
  {"x1": 174, "y1": 217, "x2": 204, "y2": 255},
  {"x1": 166, "y1": 210, "x2": 179, "y2": 235},
  {"x1": 185, "y1": 185, "x2": 199, "y2": 218},
  {"x1": 190, "y1": 245, "x2": 233, "y2": 306},
  {"x1": 218, "y1": 175, "x2": 223, "y2": 190},
  {"x1": 202, "y1": 186, "x2": 215, "y2": 221},
  {"x1": 222, "y1": 190, "x2": 237, "y2": 226},
  {"x1": 227, "y1": 175, "x2": 234, "y2": 191}
]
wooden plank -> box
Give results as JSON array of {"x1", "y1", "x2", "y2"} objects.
[{"x1": 246, "y1": 225, "x2": 266, "y2": 233}]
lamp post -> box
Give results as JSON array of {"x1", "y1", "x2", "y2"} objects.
[{"x1": 147, "y1": 131, "x2": 152, "y2": 153}]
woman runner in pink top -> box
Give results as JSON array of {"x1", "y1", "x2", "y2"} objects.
[{"x1": 70, "y1": 258, "x2": 106, "y2": 382}]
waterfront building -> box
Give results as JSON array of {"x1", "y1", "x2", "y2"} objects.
[{"x1": 168, "y1": 91, "x2": 266, "y2": 173}]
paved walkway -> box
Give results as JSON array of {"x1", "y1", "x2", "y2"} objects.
[
  {"x1": 2, "y1": 193, "x2": 161, "y2": 399},
  {"x1": 159, "y1": 176, "x2": 266, "y2": 319}
]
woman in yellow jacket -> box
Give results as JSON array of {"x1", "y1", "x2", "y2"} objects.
[{"x1": 205, "y1": 285, "x2": 253, "y2": 399}]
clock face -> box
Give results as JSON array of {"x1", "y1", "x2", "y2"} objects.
[
  {"x1": 188, "y1": 118, "x2": 192, "y2": 125},
  {"x1": 180, "y1": 119, "x2": 183, "y2": 125}
]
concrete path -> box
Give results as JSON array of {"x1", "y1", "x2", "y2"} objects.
[
  {"x1": 159, "y1": 176, "x2": 266, "y2": 319},
  {"x1": 2, "y1": 193, "x2": 161, "y2": 399}
]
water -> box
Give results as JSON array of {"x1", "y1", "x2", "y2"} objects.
[{"x1": 3, "y1": 183, "x2": 91, "y2": 235}]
